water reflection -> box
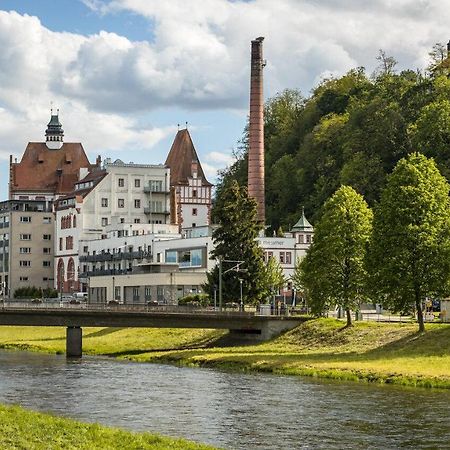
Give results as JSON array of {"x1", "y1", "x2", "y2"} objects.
[{"x1": 0, "y1": 350, "x2": 449, "y2": 449}]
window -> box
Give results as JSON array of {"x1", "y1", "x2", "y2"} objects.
[
  {"x1": 20, "y1": 234, "x2": 31, "y2": 240},
  {"x1": 286, "y1": 252, "x2": 292, "y2": 264},
  {"x1": 149, "y1": 180, "x2": 163, "y2": 192},
  {"x1": 19, "y1": 276, "x2": 29, "y2": 281},
  {"x1": 20, "y1": 216, "x2": 31, "y2": 223},
  {"x1": 133, "y1": 287, "x2": 140, "y2": 301},
  {"x1": 145, "y1": 286, "x2": 151, "y2": 300},
  {"x1": 43, "y1": 234, "x2": 51, "y2": 240},
  {"x1": 101, "y1": 198, "x2": 108, "y2": 207},
  {"x1": 19, "y1": 261, "x2": 31, "y2": 267},
  {"x1": 19, "y1": 247, "x2": 31, "y2": 254},
  {"x1": 118, "y1": 199, "x2": 125, "y2": 208},
  {"x1": 134, "y1": 179, "x2": 140, "y2": 188},
  {"x1": 192, "y1": 189, "x2": 197, "y2": 198},
  {"x1": 280, "y1": 252, "x2": 285, "y2": 264},
  {"x1": 43, "y1": 277, "x2": 49, "y2": 281},
  {"x1": 43, "y1": 247, "x2": 51, "y2": 254},
  {"x1": 73, "y1": 215, "x2": 76, "y2": 227},
  {"x1": 120, "y1": 218, "x2": 125, "y2": 223},
  {"x1": 43, "y1": 261, "x2": 51, "y2": 267},
  {"x1": 134, "y1": 199, "x2": 141, "y2": 208},
  {"x1": 43, "y1": 217, "x2": 51, "y2": 224},
  {"x1": 192, "y1": 223, "x2": 196, "y2": 227},
  {"x1": 59, "y1": 238, "x2": 63, "y2": 251},
  {"x1": 66, "y1": 236, "x2": 73, "y2": 250},
  {"x1": 101, "y1": 218, "x2": 108, "y2": 226},
  {"x1": 306, "y1": 234, "x2": 311, "y2": 244},
  {"x1": 298, "y1": 234, "x2": 304, "y2": 244},
  {"x1": 134, "y1": 218, "x2": 141, "y2": 224},
  {"x1": 118, "y1": 178, "x2": 124, "y2": 187},
  {"x1": 268, "y1": 251, "x2": 273, "y2": 259},
  {"x1": 192, "y1": 208, "x2": 197, "y2": 216}
]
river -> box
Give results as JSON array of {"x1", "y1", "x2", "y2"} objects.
[{"x1": 0, "y1": 350, "x2": 449, "y2": 449}]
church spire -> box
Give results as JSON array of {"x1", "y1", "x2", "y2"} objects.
[{"x1": 45, "y1": 109, "x2": 64, "y2": 149}]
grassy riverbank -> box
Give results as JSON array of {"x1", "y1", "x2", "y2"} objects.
[
  {"x1": 0, "y1": 404, "x2": 216, "y2": 450},
  {"x1": 0, "y1": 319, "x2": 449, "y2": 389}
]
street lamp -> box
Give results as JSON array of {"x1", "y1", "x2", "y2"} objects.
[
  {"x1": 217, "y1": 258, "x2": 246, "y2": 311},
  {"x1": 239, "y1": 278, "x2": 243, "y2": 312}
]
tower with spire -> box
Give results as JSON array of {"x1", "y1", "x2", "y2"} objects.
[
  {"x1": 291, "y1": 207, "x2": 314, "y2": 245},
  {"x1": 45, "y1": 109, "x2": 64, "y2": 149}
]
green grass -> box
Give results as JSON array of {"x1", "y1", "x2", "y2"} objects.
[
  {"x1": 0, "y1": 403, "x2": 216, "y2": 450},
  {"x1": 0, "y1": 319, "x2": 449, "y2": 389}
]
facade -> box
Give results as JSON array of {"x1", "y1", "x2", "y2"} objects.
[
  {"x1": 0, "y1": 200, "x2": 54, "y2": 297},
  {"x1": 84, "y1": 211, "x2": 314, "y2": 304},
  {"x1": 165, "y1": 129, "x2": 212, "y2": 229},
  {"x1": 54, "y1": 159, "x2": 172, "y2": 293}
]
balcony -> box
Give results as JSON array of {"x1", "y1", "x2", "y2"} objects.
[
  {"x1": 80, "y1": 251, "x2": 151, "y2": 263},
  {"x1": 79, "y1": 269, "x2": 129, "y2": 278},
  {"x1": 143, "y1": 187, "x2": 170, "y2": 194},
  {"x1": 144, "y1": 207, "x2": 170, "y2": 215}
]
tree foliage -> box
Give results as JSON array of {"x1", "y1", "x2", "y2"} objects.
[
  {"x1": 301, "y1": 186, "x2": 373, "y2": 326},
  {"x1": 262, "y1": 256, "x2": 285, "y2": 302},
  {"x1": 204, "y1": 180, "x2": 266, "y2": 304},
  {"x1": 367, "y1": 153, "x2": 450, "y2": 332},
  {"x1": 216, "y1": 45, "x2": 450, "y2": 229}
]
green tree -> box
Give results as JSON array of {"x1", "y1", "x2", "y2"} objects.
[
  {"x1": 262, "y1": 256, "x2": 285, "y2": 302},
  {"x1": 367, "y1": 153, "x2": 450, "y2": 332},
  {"x1": 301, "y1": 186, "x2": 373, "y2": 326},
  {"x1": 205, "y1": 180, "x2": 266, "y2": 304}
]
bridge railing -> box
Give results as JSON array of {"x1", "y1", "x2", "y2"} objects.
[{"x1": 0, "y1": 301, "x2": 257, "y2": 316}]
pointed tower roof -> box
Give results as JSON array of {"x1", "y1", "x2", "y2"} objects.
[
  {"x1": 165, "y1": 129, "x2": 212, "y2": 187},
  {"x1": 291, "y1": 207, "x2": 313, "y2": 232}
]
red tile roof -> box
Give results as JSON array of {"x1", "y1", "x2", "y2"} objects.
[
  {"x1": 10, "y1": 142, "x2": 94, "y2": 195},
  {"x1": 165, "y1": 129, "x2": 212, "y2": 187}
]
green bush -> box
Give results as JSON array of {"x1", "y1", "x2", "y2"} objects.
[
  {"x1": 14, "y1": 286, "x2": 58, "y2": 299},
  {"x1": 178, "y1": 293, "x2": 210, "y2": 307}
]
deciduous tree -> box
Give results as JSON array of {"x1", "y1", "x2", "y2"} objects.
[
  {"x1": 301, "y1": 186, "x2": 373, "y2": 326},
  {"x1": 367, "y1": 153, "x2": 450, "y2": 332}
]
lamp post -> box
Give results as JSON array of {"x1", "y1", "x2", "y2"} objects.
[
  {"x1": 239, "y1": 278, "x2": 243, "y2": 312},
  {"x1": 217, "y1": 259, "x2": 246, "y2": 312},
  {"x1": 112, "y1": 276, "x2": 115, "y2": 302}
]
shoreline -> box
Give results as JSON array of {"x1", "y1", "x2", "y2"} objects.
[
  {"x1": 0, "y1": 403, "x2": 216, "y2": 450},
  {"x1": 0, "y1": 319, "x2": 449, "y2": 390}
]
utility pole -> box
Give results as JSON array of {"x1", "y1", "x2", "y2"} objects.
[{"x1": 218, "y1": 257, "x2": 223, "y2": 311}]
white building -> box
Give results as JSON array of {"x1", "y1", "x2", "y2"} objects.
[{"x1": 54, "y1": 159, "x2": 172, "y2": 293}]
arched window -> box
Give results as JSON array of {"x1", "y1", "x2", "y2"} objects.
[
  {"x1": 57, "y1": 259, "x2": 65, "y2": 290},
  {"x1": 67, "y1": 258, "x2": 75, "y2": 282}
]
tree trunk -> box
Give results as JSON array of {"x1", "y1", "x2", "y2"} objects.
[
  {"x1": 345, "y1": 308, "x2": 352, "y2": 327},
  {"x1": 415, "y1": 292, "x2": 425, "y2": 333}
]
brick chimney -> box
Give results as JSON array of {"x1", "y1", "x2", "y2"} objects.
[{"x1": 248, "y1": 37, "x2": 265, "y2": 223}]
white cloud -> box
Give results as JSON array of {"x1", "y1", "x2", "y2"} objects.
[{"x1": 205, "y1": 151, "x2": 236, "y2": 166}]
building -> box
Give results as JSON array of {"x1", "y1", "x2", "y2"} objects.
[
  {"x1": 54, "y1": 159, "x2": 173, "y2": 293},
  {"x1": 0, "y1": 199, "x2": 54, "y2": 297},
  {"x1": 1, "y1": 112, "x2": 97, "y2": 296},
  {"x1": 165, "y1": 129, "x2": 212, "y2": 230}
]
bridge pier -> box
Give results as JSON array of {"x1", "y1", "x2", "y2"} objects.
[{"x1": 66, "y1": 326, "x2": 82, "y2": 358}]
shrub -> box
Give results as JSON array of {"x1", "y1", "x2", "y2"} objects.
[{"x1": 178, "y1": 293, "x2": 210, "y2": 307}]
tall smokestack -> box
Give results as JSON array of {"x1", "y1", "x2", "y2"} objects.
[{"x1": 248, "y1": 36, "x2": 265, "y2": 224}]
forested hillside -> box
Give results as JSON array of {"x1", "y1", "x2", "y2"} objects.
[{"x1": 215, "y1": 46, "x2": 450, "y2": 232}]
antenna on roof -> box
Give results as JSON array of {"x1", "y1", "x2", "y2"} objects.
[
  {"x1": 177, "y1": 123, "x2": 180, "y2": 131},
  {"x1": 50, "y1": 100, "x2": 53, "y2": 114},
  {"x1": 185, "y1": 121, "x2": 188, "y2": 129},
  {"x1": 57, "y1": 108, "x2": 59, "y2": 115}
]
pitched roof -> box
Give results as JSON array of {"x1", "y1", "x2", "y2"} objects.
[
  {"x1": 56, "y1": 169, "x2": 108, "y2": 204},
  {"x1": 165, "y1": 129, "x2": 212, "y2": 187},
  {"x1": 291, "y1": 207, "x2": 313, "y2": 232},
  {"x1": 10, "y1": 142, "x2": 94, "y2": 194}
]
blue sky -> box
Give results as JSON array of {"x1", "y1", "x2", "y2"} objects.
[{"x1": 0, "y1": 0, "x2": 449, "y2": 200}]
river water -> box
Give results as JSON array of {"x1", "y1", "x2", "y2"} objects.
[{"x1": 0, "y1": 350, "x2": 449, "y2": 449}]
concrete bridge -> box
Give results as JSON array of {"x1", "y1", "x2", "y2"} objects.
[{"x1": 0, "y1": 304, "x2": 304, "y2": 357}]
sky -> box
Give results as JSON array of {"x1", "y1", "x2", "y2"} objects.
[{"x1": 0, "y1": 0, "x2": 450, "y2": 200}]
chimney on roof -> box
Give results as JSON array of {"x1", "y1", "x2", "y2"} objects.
[
  {"x1": 248, "y1": 36, "x2": 266, "y2": 224},
  {"x1": 96, "y1": 155, "x2": 102, "y2": 166},
  {"x1": 191, "y1": 160, "x2": 198, "y2": 178}
]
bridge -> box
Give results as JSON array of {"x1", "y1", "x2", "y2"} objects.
[{"x1": 0, "y1": 303, "x2": 305, "y2": 357}]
